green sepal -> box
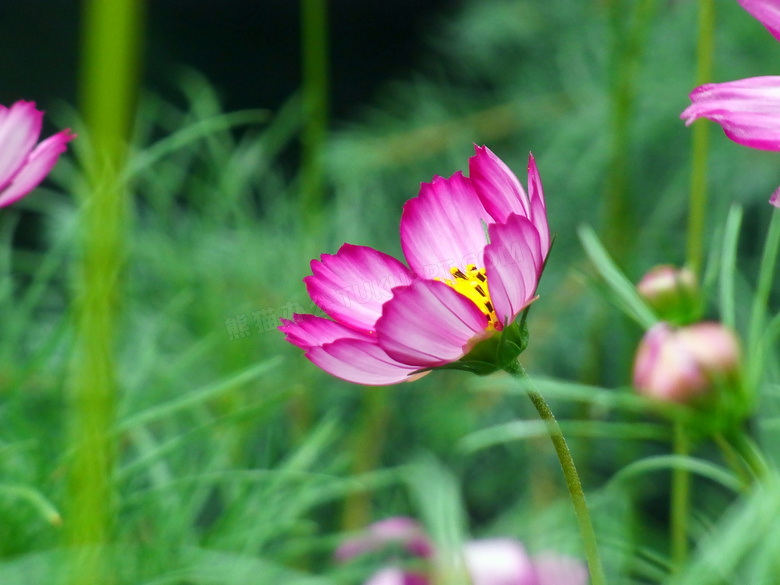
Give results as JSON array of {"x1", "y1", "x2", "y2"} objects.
[
  {"x1": 422, "y1": 359, "x2": 500, "y2": 376},
  {"x1": 410, "y1": 307, "x2": 532, "y2": 378},
  {"x1": 438, "y1": 334, "x2": 501, "y2": 376},
  {"x1": 411, "y1": 334, "x2": 501, "y2": 377},
  {"x1": 497, "y1": 317, "x2": 529, "y2": 370}
]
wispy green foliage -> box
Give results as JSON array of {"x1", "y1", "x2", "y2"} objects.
[{"x1": 0, "y1": 0, "x2": 778, "y2": 583}]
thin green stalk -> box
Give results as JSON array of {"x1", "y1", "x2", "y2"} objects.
[
  {"x1": 730, "y1": 430, "x2": 770, "y2": 481},
  {"x1": 719, "y1": 205, "x2": 743, "y2": 330},
  {"x1": 65, "y1": 0, "x2": 143, "y2": 583},
  {"x1": 300, "y1": 0, "x2": 329, "y2": 226},
  {"x1": 506, "y1": 362, "x2": 606, "y2": 585},
  {"x1": 604, "y1": 0, "x2": 656, "y2": 263},
  {"x1": 713, "y1": 433, "x2": 752, "y2": 490},
  {"x1": 294, "y1": 0, "x2": 329, "y2": 449},
  {"x1": 671, "y1": 422, "x2": 690, "y2": 571},
  {"x1": 342, "y1": 386, "x2": 389, "y2": 531},
  {"x1": 748, "y1": 210, "x2": 780, "y2": 358},
  {"x1": 687, "y1": 0, "x2": 715, "y2": 276}
]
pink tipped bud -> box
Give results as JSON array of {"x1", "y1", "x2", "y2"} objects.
[
  {"x1": 633, "y1": 322, "x2": 741, "y2": 403},
  {"x1": 675, "y1": 322, "x2": 741, "y2": 374},
  {"x1": 637, "y1": 265, "x2": 701, "y2": 325}
]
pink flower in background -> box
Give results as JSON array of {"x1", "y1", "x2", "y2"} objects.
[
  {"x1": 464, "y1": 540, "x2": 588, "y2": 585},
  {"x1": 680, "y1": 0, "x2": 780, "y2": 208},
  {"x1": 0, "y1": 100, "x2": 74, "y2": 208},
  {"x1": 633, "y1": 322, "x2": 741, "y2": 403},
  {"x1": 364, "y1": 568, "x2": 428, "y2": 585},
  {"x1": 337, "y1": 518, "x2": 588, "y2": 585},
  {"x1": 336, "y1": 517, "x2": 433, "y2": 561},
  {"x1": 279, "y1": 146, "x2": 549, "y2": 385}
]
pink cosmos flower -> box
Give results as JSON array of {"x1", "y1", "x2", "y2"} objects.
[
  {"x1": 335, "y1": 517, "x2": 434, "y2": 561},
  {"x1": 463, "y1": 540, "x2": 589, "y2": 585},
  {"x1": 680, "y1": 0, "x2": 780, "y2": 207},
  {"x1": 0, "y1": 100, "x2": 75, "y2": 208},
  {"x1": 337, "y1": 518, "x2": 588, "y2": 585},
  {"x1": 279, "y1": 146, "x2": 549, "y2": 385}
]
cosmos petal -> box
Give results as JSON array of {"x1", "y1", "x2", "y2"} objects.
[
  {"x1": 400, "y1": 171, "x2": 493, "y2": 280},
  {"x1": 484, "y1": 214, "x2": 543, "y2": 327},
  {"x1": 469, "y1": 144, "x2": 531, "y2": 223},
  {"x1": 0, "y1": 101, "x2": 44, "y2": 193},
  {"x1": 278, "y1": 313, "x2": 371, "y2": 350},
  {"x1": 305, "y1": 243, "x2": 414, "y2": 332},
  {"x1": 681, "y1": 77, "x2": 780, "y2": 151},
  {"x1": 306, "y1": 337, "x2": 424, "y2": 386},
  {"x1": 376, "y1": 280, "x2": 489, "y2": 368},
  {"x1": 738, "y1": 0, "x2": 780, "y2": 42},
  {"x1": 0, "y1": 128, "x2": 75, "y2": 208},
  {"x1": 527, "y1": 153, "x2": 550, "y2": 257}
]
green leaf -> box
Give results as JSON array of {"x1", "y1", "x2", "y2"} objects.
[
  {"x1": 610, "y1": 454, "x2": 744, "y2": 492},
  {"x1": 578, "y1": 224, "x2": 658, "y2": 329},
  {"x1": 719, "y1": 204, "x2": 743, "y2": 330}
]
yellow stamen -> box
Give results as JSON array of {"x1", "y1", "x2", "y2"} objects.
[{"x1": 436, "y1": 264, "x2": 500, "y2": 329}]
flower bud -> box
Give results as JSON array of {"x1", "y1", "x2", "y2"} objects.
[
  {"x1": 637, "y1": 265, "x2": 701, "y2": 325},
  {"x1": 633, "y1": 322, "x2": 741, "y2": 403}
]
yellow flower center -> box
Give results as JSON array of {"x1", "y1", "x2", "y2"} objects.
[{"x1": 437, "y1": 264, "x2": 500, "y2": 329}]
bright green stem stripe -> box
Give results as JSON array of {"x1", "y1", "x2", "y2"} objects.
[
  {"x1": 671, "y1": 422, "x2": 690, "y2": 571},
  {"x1": 342, "y1": 386, "x2": 389, "y2": 531},
  {"x1": 506, "y1": 363, "x2": 606, "y2": 585},
  {"x1": 604, "y1": 0, "x2": 655, "y2": 262},
  {"x1": 65, "y1": 0, "x2": 143, "y2": 583},
  {"x1": 687, "y1": 0, "x2": 714, "y2": 276},
  {"x1": 749, "y1": 210, "x2": 780, "y2": 358},
  {"x1": 300, "y1": 0, "x2": 329, "y2": 224}
]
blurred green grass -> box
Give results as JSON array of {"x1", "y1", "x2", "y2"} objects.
[{"x1": 0, "y1": 0, "x2": 779, "y2": 583}]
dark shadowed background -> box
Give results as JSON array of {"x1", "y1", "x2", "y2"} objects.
[{"x1": 0, "y1": 0, "x2": 456, "y2": 120}]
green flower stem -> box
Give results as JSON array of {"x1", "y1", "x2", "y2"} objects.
[
  {"x1": 749, "y1": 209, "x2": 780, "y2": 359},
  {"x1": 65, "y1": 0, "x2": 143, "y2": 583},
  {"x1": 687, "y1": 0, "x2": 714, "y2": 276},
  {"x1": 505, "y1": 362, "x2": 606, "y2": 585},
  {"x1": 671, "y1": 421, "x2": 690, "y2": 571},
  {"x1": 300, "y1": 0, "x2": 329, "y2": 226},
  {"x1": 604, "y1": 0, "x2": 656, "y2": 263},
  {"x1": 342, "y1": 386, "x2": 389, "y2": 531}
]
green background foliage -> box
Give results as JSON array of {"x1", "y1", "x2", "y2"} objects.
[{"x1": 0, "y1": 0, "x2": 779, "y2": 583}]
